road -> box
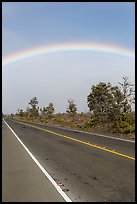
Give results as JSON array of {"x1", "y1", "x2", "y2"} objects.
[{"x1": 2, "y1": 118, "x2": 135, "y2": 202}]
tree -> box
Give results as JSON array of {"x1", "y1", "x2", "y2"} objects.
[
  {"x1": 42, "y1": 103, "x2": 55, "y2": 118},
  {"x1": 29, "y1": 97, "x2": 38, "y2": 109},
  {"x1": 28, "y1": 97, "x2": 39, "y2": 117},
  {"x1": 118, "y1": 76, "x2": 135, "y2": 113},
  {"x1": 87, "y1": 78, "x2": 135, "y2": 133},
  {"x1": 19, "y1": 109, "x2": 24, "y2": 117},
  {"x1": 16, "y1": 109, "x2": 24, "y2": 117},
  {"x1": 66, "y1": 99, "x2": 77, "y2": 116},
  {"x1": 87, "y1": 82, "x2": 125, "y2": 123}
]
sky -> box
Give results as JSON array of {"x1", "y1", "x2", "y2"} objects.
[{"x1": 2, "y1": 2, "x2": 135, "y2": 114}]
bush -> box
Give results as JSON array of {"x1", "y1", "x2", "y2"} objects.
[
  {"x1": 44, "y1": 119, "x2": 49, "y2": 123},
  {"x1": 40, "y1": 118, "x2": 45, "y2": 122},
  {"x1": 112, "y1": 112, "x2": 135, "y2": 133},
  {"x1": 113, "y1": 121, "x2": 135, "y2": 133},
  {"x1": 53, "y1": 117, "x2": 67, "y2": 123},
  {"x1": 83, "y1": 121, "x2": 93, "y2": 130},
  {"x1": 70, "y1": 123, "x2": 81, "y2": 128}
]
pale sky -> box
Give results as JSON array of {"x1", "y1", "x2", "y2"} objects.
[{"x1": 2, "y1": 2, "x2": 135, "y2": 114}]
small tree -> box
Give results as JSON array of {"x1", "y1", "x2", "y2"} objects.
[
  {"x1": 118, "y1": 76, "x2": 135, "y2": 113},
  {"x1": 29, "y1": 97, "x2": 38, "y2": 109},
  {"x1": 16, "y1": 109, "x2": 23, "y2": 117},
  {"x1": 28, "y1": 97, "x2": 39, "y2": 117},
  {"x1": 19, "y1": 109, "x2": 24, "y2": 117},
  {"x1": 42, "y1": 103, "x2": 55, "y2": 118},
  {"x1": 87, "y1": 82, "x2": 127, "y2": 123},
  {"x1": 87, "y1": 82, "x2": 113, "y2": 122},
  {"x1": 66, "y1": 99, "x2": 77, "y2": 116}
]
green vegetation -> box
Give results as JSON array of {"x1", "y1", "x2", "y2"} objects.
[
  {"x1": 66, "y1": 99, "x2": 77, "y2": 116},
  {"x1": 28, "y1": 97, "x2": 39, "y2": 117},
  {"x1": 87, "y1": 77, "x2": 135, "y2": 134},
  {"x1": 40, "y1": 103, "x2": 55, "y2": 118},
  {"x1": 112, "y1": 112, "x2": 135, "y2": 133},
  {"x1": 52, "y1": 117, "x2": 67, "y2": 123},
  {"x1": 8, "y1": 76, "x2": 134, "y2": 139}
]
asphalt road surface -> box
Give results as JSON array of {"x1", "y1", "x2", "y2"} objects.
[{"x1": 2, "y1": 118, "x2": 135, "y2": 202}]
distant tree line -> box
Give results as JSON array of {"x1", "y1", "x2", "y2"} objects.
[
  {"x1": 16, "y1": 97, "x2": 77, "y2": 118},
  {"x1": 13, "y1": 76, "x2": 135, "y2": 134}
]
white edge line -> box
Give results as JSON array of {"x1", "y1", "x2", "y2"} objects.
[
  {"x1": 3, "y1": 119, "x2": 72, "y2": 202},
  {"x1": 60, "y1": 127, "x2": 135, "y2": 143}
]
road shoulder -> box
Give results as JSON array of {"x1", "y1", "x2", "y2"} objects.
[{"x1": 2, "y1": 121, "x2": 66, "y2": 202}]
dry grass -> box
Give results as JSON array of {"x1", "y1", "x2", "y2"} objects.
[{"x1": 14, "y1": 112, "x2": 135, "y2": 141}]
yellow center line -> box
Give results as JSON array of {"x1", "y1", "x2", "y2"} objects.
[{"x1": 15, "y1": 120, "x2": 135, "y2": 161}]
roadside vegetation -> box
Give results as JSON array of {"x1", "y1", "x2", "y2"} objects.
[{"x1": 4, "y1": 77, "x2": 135, "y2": 140}]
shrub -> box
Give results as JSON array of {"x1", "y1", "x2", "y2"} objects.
[
  {"x1": 112, "y1": 112, "x2": 135, "y2": 133},
  {"x1": 70, "y1": 123, "x2": 81, "y2": 128},
  {"x1": 40, "y1": 118, "x2": 45, "y2": 123},
  {"x1": 113, "y1": 121, "x2": 135, "y2": 133},
  {"x1": 53, "y1": 117, "x2": 67, "y2": 123},
  {"x1": 44, "y1": 119, "x2": 49, "y2": 123},
  {"x1": 83, "y1": 121, "x2": 93, "y2": 130}
]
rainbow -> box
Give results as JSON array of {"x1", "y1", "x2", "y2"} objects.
[{"x1": 2, "y1": 42, "x2": 135, "y2": 67}]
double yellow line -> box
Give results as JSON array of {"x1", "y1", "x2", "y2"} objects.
[{"x1": 16, "y1": 120, "x2": 135, "y2": 161}]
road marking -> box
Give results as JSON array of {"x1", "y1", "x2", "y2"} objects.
[
  {"x1": 3, "y1": 119, "x2": 72, "y2": 202},
  {"x1": 58, "y1": 126, "x2": 135, "y2": 143},
  {"x1": 16, "y1": 119, "x2": 135, "y2": 143},
  {"x1": 14, "y1": 120, "x2": 135, "y2": 161}
]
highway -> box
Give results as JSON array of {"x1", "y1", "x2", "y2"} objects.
[{"x1": 2, "y1": 118, "x2": 135, "y2": 202}]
